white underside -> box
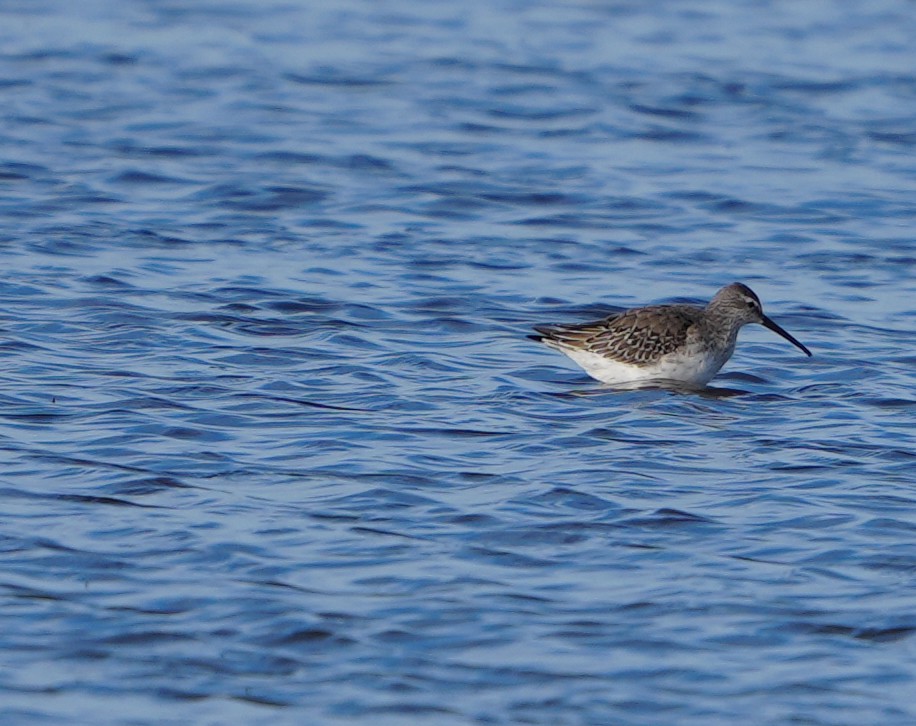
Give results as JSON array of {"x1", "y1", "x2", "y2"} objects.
[{"x1": 551, "y1": 344, "x2": 732, "y2": 386}]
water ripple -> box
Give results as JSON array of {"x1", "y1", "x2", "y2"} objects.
[{"x1": 0, "y1": 1, "x2": 915, "y2": 724}]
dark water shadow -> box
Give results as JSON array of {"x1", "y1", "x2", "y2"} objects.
[{"x1": 561, "y1": 379, "x2": 749, "y2": 399}]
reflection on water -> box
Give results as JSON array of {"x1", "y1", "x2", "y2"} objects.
[{"x1": 565, "y1": 380, "x2": 750, "y2": 398}]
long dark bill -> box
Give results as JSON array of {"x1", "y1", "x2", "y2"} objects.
[{"x1": 761, "y1": 315, "x2": 812, "y2": 357}]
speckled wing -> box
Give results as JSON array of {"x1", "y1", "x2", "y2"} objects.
[{"x1": 532, "y1": 304, "x2": 703, "y2": 366}]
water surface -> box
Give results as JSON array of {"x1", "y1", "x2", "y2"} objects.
[{"x1": 1, "y1": 1, "x2": 915, "y2": 724}]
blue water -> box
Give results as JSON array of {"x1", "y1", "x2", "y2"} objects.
[{"x1": 1, "y1": 1, "x2": 915, "y2": 723}]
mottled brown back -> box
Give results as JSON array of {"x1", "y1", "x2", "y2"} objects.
[{"x1": 533, "y1": 304, "x2": 704, "y2": 366}]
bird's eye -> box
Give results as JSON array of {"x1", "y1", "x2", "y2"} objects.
[{"x1": 746, "y1": 300, "x2": 756, "y2": 309}]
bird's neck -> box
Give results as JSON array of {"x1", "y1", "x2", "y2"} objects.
[{"x1": 702, "y1": 305, "x2": 742, "y2": 353}]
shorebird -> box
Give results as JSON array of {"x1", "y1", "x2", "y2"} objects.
[{"x1": 530, "y1": 282, "x2": 811, "y2": 386}]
